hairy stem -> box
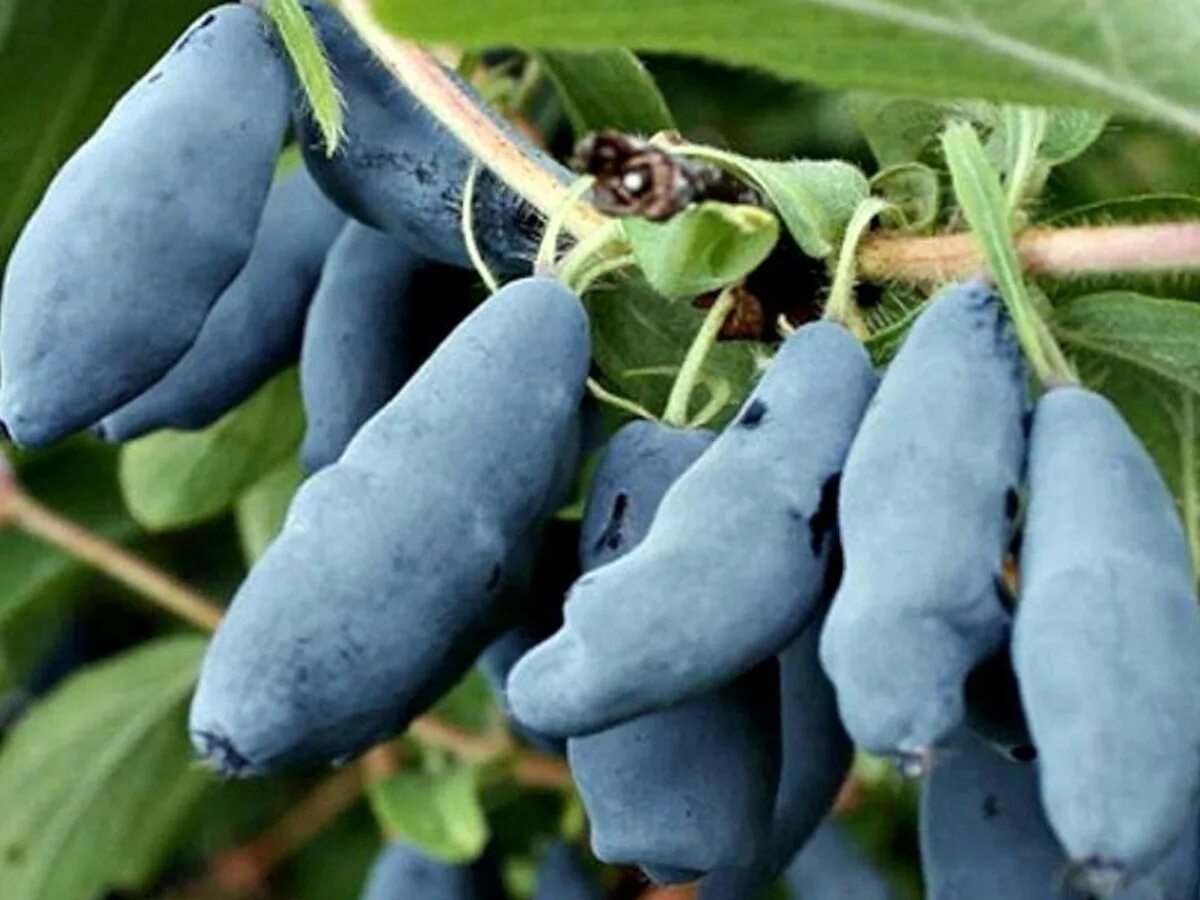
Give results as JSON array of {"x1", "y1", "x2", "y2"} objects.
[
  {"x1": 337, "y1": 0, "x2": 608, "y2": 240},
  {"x1": 824, "y1": 196, "x2": 890, "y2": 338},
  {"x1": 663, "y1": 287, "x2": 738, "y2": 427},
  {"x1": 857, "y1": 221, "x2": 1200, "y2": 286}
]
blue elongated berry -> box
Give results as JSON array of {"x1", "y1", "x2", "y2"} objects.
[
  {"x1": 1014, "y1": 386, "x2": 1200, "y2": 885},
  {"x1": 361, "y1": 843, "x2": 504, "y2": 900},
  {"x1": 563, "y1": 421, "x2": 780, "y2": 882},
  {"x1": 820, "y1": 279, "x2": 1028, "y2": 763},
  {"x1": 784, "y1": 820, "x2": 900, "y2": 900},
  {"x1": 532, "y1": 841, "x2": 603, "y2": 900},
  {"x1": 697, "y1": 617, "x2": 852, "y2": 898},
  {"x1": 577, "y1": 420, "x2": 715, "y2": 571},
  {"x1": 295, "y1": 4, "x2": 564, "y2": 273},
  {"x1": 298, "y1": 222, "x2": 425, "y2": 472},
  {"x1": 0, "y1": 5, "x2": 291, "y2": 446},
  {"x1": 920, "y1": 729, "x2": 1082, "y2": 900},
  {"x1": 477, "y1": 522, "x2": 580, "y2": 756},
  {"x1": 97, "y1": 166, "x2": 344, "y2": 442},
  {"x1": 189, "y1": 277, "x2": 589, "y2": 774},
  {"x1": 509, "y1": 322, "x2": 877, "y2": 736},
  {"x1": 922, "y1": 728, "x2": 1200, "y2": 899}
]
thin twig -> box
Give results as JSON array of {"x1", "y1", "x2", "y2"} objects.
[
  {"x1": 408, "y1": 715, "x2": 514, "y2": 764},
  {"x1": 663, "y1": 287, "x2": 738, "y2": 427},
  {"x1": 0, "y1": 477, "x2": 224, "y2": 632},
  {"x1": 210, "y1": 764, "x2": 366, "y2": 895},
  {"x1": 511, "y1": 749, "x2": 575, "y2": 790}
]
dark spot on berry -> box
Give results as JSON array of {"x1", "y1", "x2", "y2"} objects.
[
  {"x1": 175, "y1": 12, "x2": 217, "y2": 52},
  {"x1": 593, "y1": 493, "x2": 629, "y2": 555},
  {"x1": 146, "y1": 71, "x2": 163, "y2": 85},
  {"x1": 1011, "y1": 744, "x2": 1037, "y2": 763},
  {"x1": 982, "y1": 793, "x2": 1000, "y2": 819},
  {"x1": 486, "y1": 564, "x2": 503, "y2": 591},
  {"x1": 808, "y1": 475, "x2": 841, "y2": 555},
  {"x1": 4, "y1": 844, "x2": 24, "y2": 864},
  {"x1": 740, "y1": 398, "x2": 768, "y2": 428},
  {"x1": 1005, "y1": 487, "x2": 1020, "y2": 520}
]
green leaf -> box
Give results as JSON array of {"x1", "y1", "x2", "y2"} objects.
[
  {"x1": 849, "y1": 93, "x2": 973, "y2": 168},
  {"x1": 0, "y1": 635, "x2": 210, "y2": 900},
  {"x1": 234, "y1": 456, "x2": 305, "y2": 563},
  {"x1": 623, "y1": 201, "x2": 779, "y2": 298},
  {"x1": 537, "y1": 49, "x2": 674, "y2": 136},
  {"x1": 430, "y1": 668, "x2": 496, "y2": 734},
  {"x1": 368, "y1": 767, "x2": 490, "y2": 864},
  {"x1": 943, "y1": 122, "x2": 1060, "y2": 381},
  {"x1": 851, "y1": 95, "x2": 1107, "y2": 172},
  {"x1": 864, "y1": 301, "x2": 924, "y2": 366},
  {"x1": 674, "y1": 146, "x2": 869, "y2": 258},
  {"x1": 264, "y1": 0, "x2": 343, "y2": 156},
  {"x1": 870, "y1": 163, "x2": 940, "y2": 232},
  {"x1": 586, "y1": 275, "x2": 768, "y2": 425},
  {"x1": 119, "y1": 370, "x2": 304, "y2": 532},
  {"x1": 0, "y1": 1, "x2": 17, "y2": 52},
  {"x1": 1040, "y1": 107, "x2": 1108, "y2": 165},
  {"x1": 374, "y1": 0, "x2": 1200, "y2": 139},
  {"x1": 0, "y1": 0, "x2": 213, "y2": 262},
  {"x1": 1053, "y1": 291, "x2": 1200, "y2": 568}
]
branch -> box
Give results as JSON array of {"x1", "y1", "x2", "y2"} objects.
[
  {"x1": 857, "y1": 221, "x2": 1200, "y2": 286},
  {"x1": 639, "y1": 885, "x2": 699, "y2": 900},
  {"x1": 210, "y1": 763, "x2": 366, "y2": 894},
  {"x1": 0, "y1": 461, "x2": 224, "y2": 632},
  {"x1": 336, "y1": 0, "x2": 608, "y2": 241}
]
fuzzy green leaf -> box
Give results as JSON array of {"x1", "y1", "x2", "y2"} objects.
[
  {"x1": 0, "y1": 636, "x2": 210, "y2": 900},
  {"x1": 537, "y1": 49, "x2": 674, "y2": 136},
  {"x1": 870, "y1": 163, "x2": 940, "y2": 232},
  {"x1": 264, "y1": 0, "x2": 343, "y2": 155},
  {"x1": 1040, "y1": 107, "x2": 1109, "y2": 165},
  {"x1": 119, "y1": 370, "x2": 304, "y2": 531},
  {"x1": 370, "y1": 0, "x2": 1200, "y2": 138},
  {"x1": 673, "y1": 146, "x2": 868, "y2": 258},
  {"x1": 368, "y1": 767, "x2": 490, "y2": 864},
  {"x1": 624, "y1": 201, "x2": 779, "y2": 299},
  {"x1": 943, "y1": 122, "x2": 1058, "y2": 380}
]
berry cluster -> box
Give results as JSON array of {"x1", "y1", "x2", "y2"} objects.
[{"x1": 4, "y1": 4, "x2": 1197, "y2": 899}]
